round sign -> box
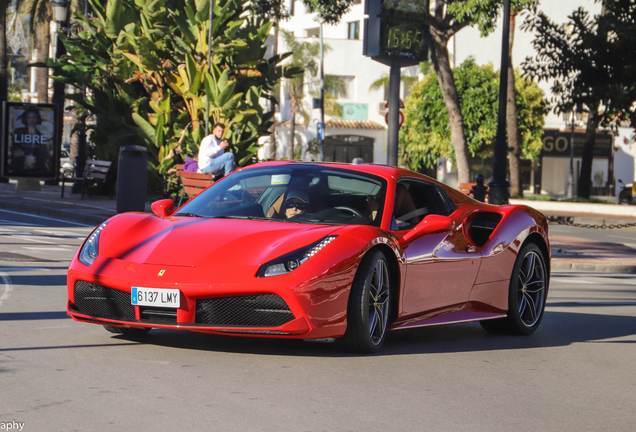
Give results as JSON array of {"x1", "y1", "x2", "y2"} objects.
[{"x1": 385, "y1": 111, "x2": 404, "y2": 127}]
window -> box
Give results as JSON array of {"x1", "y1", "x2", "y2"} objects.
[
  {"x1": 306, "y1": 27, "x2": 319, "y2": 38},
  {"x1": 353, "y1": 0, "x2": 361, "y2": 4},
  {"x1": 391, "y1": 180, "x2": 453, "y2": 230},
  {"x1": 290, "y1": 0, "x2": 294, "y2": 16},
  {"x1": 348, "y1": 21, "x2": 360, "y2": 40},
  {"x1": 328, "y1": 75, "x2": 355, "y2": 100}
]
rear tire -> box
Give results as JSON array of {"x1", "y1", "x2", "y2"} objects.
[
  {"x1": 480, "y1": 243, "x2": 548, "y2": 335},
  {"x1": 341, "y1": 251, "x2": 391, "y2": 354},
  {"x1": 103, "y1": 325, "x2": 151, "y2": 336}
]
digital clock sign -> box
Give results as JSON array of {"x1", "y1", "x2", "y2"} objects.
[{"x1": 364, "y1": 0, "x2": 429, "y2": 66}]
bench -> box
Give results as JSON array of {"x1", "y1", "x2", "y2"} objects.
[
  {"x1": 176, "y1": 164, "x2": 216, "y2": 206},
  {"x1": 458, "y1": 183, "x2": 477, "y2": 195},
  {"x1": 61, "y1": 160, "x2": 113, "y2": 199}
]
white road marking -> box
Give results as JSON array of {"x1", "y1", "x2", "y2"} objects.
[
  {"x1": 0, "y1": 209, "x2": 92, "y2": 226},
  {"x1": 34, "y1": 228, "x2": 90, "y2": 237},
  {"x1": 0, "y1": 267, "x2": 52, "y2": 272},
  {"x1": 0, "y1": 272, "x2": 12, "y2": 307},
  {"x1": 23, "y1": 247, "x2": 74, "y2": 251},
  {"x1": 13, "y1": 235, "x2": 60, "y2": 244}
]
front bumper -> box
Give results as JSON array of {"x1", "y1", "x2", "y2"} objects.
[
  {"x1": 67, "y1": 256, "x2": 356, "y2": 339},
  {"x1": 68, "y1": 279, "x2": 310, "y2": 336}
]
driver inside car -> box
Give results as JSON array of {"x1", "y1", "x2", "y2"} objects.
[{"x1": 284, "y1": 190, "x2": 311, "y2": 218}]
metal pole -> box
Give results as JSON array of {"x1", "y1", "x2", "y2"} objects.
[
  {"x1": 488, "y1": 0, "x2": 511, "y2": 204},
  {"x1": 319, "y1": 23, "x2": 325, "y2": 161},
  {"x1": 205, "y1": 0, "x2": 214, "y2": 137},
  {"x1": 568, "y1": 112, "x2": 575, "y2": 198},
  {"x1": 387, "y1": 59, "x2": 401, "y2": 167}
]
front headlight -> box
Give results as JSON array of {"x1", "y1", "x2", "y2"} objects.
[
  {"x1": 257, "y1": 235, "x2": 338, "y2": 277},
  {"x1": 79, "y1": 221, "x2": 108, "y2": 266}
]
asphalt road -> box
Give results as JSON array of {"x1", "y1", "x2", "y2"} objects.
[{"x1": 1, "y1": 210, "x2": 635, "y2": 431}]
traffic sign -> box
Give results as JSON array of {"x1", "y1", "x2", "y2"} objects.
[
  {"x1": 316, "y1": 122, "x2": 325, "y2": 140},
  {"x1": 385, "y1": 111, "x2": 404, "y2": 127}
]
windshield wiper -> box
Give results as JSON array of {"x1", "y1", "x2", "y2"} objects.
[{"x1": 174, "y1": 212, "x2": 201, "y2": 217}]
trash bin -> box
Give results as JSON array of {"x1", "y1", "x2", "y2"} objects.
[{"x1": 116, "y1": 145, "x2": 148, "y2": 213}]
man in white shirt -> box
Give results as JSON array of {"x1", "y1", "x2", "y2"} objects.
[{"x1": 197, "y1": 122, "x2": 235, "y2": 177}]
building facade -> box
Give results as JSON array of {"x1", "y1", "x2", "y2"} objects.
[{"x1": 267, "y1": 0, "x2": 634, "y2": 198}]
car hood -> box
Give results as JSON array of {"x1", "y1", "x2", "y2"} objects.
[{"x1": 98, "y1": 213, "x2": 340, "y2": 268}]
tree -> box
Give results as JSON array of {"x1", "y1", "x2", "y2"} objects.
[
  {"x1": 280, "y1": 29, "x2": 342, "y2": 160},
  {"x1": 19, "y1": 0, "x2": 51, "y2": 103},
  {"x1": 506, "y1": 8, "x2": 522, "y2": 197},
  {"x1": 426, "y1": 0, "x2": 535, "y2": 184},
  {"x1": 400, "y1": 57, "x2": 544, "y2": 174},
  {"x1": 41, "y1": 0, "x2": 290, "y2": 197},
  {"x1": 251, "y1": 0, "x2": 353, "y2": 25},
  {"x1": 280, "y1": 29, "x2": 318, "y2": 159},
  {"x1": 522, "y1": 0, "x2": 636, "y2": 198},
  {"x1": 1, "y1": 0, "x2": 12, "y2": 107}
]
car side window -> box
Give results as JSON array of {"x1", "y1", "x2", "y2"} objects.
[{"x1": 391, "y1": 180, "x2": 449, "y2": 230}]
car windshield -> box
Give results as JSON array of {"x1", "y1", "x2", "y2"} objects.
[{"x1": 176, "y1": 164, "x2": 387, "y2": 226}]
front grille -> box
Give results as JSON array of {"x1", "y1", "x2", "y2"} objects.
[
  {"x1": 140, "y1": 307, "x2": 177, "y2": 324},
  {"x1": 195, "y1": 294, "x2": 294, "y2": 327},
  {"x1": 73, "y1": 281, "x2": 135, "y2": 320}
]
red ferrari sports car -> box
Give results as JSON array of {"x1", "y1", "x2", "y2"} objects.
[{"x1": 67, "y1": 161, "x2": 550, "y2": 353}]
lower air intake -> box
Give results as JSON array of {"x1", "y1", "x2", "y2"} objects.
[
  {"x1": 195, "y1": 294, "x2": 294, "y2": 327},
  {"x1": 73, "y1": 281, "x2": 135, "y2": 320}
]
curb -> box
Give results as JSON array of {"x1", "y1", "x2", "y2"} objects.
[
  {"x1": 510, "y1": 199, "x2": 636, "y2": 218},
  {"x1": 552, "y1": 260, "x2": 636, "y2": 274}
]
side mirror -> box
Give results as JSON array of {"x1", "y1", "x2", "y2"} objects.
[
  {"x1": 151, "y1": 199, "x2": 175, "y2": 217},
  {"x1": 399, "y1": 214, "x2": 454, "y2": 244}
]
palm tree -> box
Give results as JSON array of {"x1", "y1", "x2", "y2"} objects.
[
  {"x1": 281, "y1": 29, "x2": 320, "y2": 159},
  {"x1": 22, "y1": 0, "x2": 51, "y2": 103},
  {"x1": 368, "y1": 63, "x2": 428, "y2": 109},
  {"x1": 1, "y1": 0, "x2": 13, "y2": 107}
]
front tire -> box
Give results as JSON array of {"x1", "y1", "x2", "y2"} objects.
[
  {"x1": 341, "y1": 251, "x2": 391, "y2": 353},
  {"x1": 481, "y1": 243, "x2": 548, "y2": 335}
]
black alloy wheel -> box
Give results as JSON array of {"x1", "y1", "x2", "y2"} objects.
[
  {"x1": 481, "y1": 243, "x2": 548, "y2": 335},
  {"x1": 342, "y1": 250, "x2": 391, "y2": 353}
]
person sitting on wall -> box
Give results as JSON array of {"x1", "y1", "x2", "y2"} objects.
[{"x1": 197, "y1": 122, "x2": 235, "y2": 177}]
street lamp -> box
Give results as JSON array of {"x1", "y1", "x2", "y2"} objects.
[
  {"x1": 52, "y1": 0, "x2": 88, "y2": 192},
  {"x1": 52, "y1": 0, "x2": 69, "y2": 27},
  {"x1": 563, "y1": 107, "x2": 584, "y2": 198}
]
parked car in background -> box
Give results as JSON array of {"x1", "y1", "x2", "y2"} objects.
[
  {"x1": 60, "y1": 147, "x2": 95, "y2": 178},
  {"x1": 60, "y1": 149, "x2": 74, "y2": 177}
]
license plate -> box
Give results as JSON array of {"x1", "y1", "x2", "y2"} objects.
[{"x1": 131, "y1": 287, "x2": 180, "y2": 308}]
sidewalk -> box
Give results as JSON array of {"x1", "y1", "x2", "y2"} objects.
[
  {"x1": 0, "y1": 179, "x2": 128, "y2": 226},
  {"x1": 1, "y1": 180, "x2": 635, "y2": 273}
]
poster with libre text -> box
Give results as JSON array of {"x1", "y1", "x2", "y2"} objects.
[{"x1": 2, "y1": 102, "x2": 58, "y2": 178}]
